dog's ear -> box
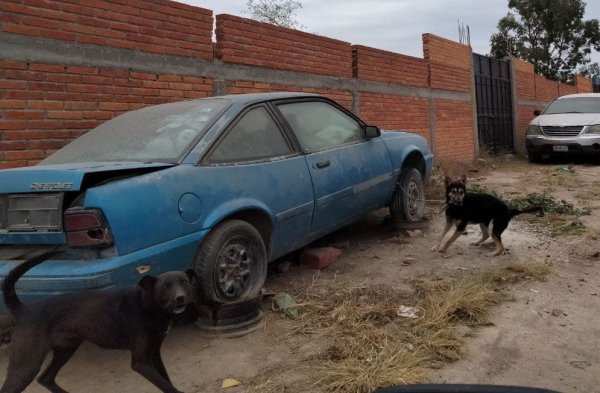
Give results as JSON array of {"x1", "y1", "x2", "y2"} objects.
[
  {"x1": 444, "y1": 176, "x2": 451, "y2": 187},
  {"x1": 138, "y1": 275, "x2": 157, "y2": 293},
  {"x1": 185, "y1": 269, "x2": 197, "y2": 282},
  {"x1": 459, "y1": 174, "x2": 467, "y2": 185}
]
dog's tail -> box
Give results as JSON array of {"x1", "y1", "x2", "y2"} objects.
[
  {"x1": 509, "y1": 206, "x2": 544, "y2": 218},
  {"x1": 2, "y1": 250, "x2": 58, "y2": 317}
]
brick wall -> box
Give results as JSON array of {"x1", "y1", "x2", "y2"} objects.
[
  {"x1": 225, "y1": 81, "x2": 353, "y2": 110},
  {"x1": 434, "y1": 100, "x2": 474, "y2": 161},
  {"x1": 423, "y1": 34, "x2": 472, "y2": 92},
  {"x1": 359, "y1": 94, "x2": 430, "y2": 142},
  {"x1": 0, "y1": 0, "x2": 594, "y2": 167},
  {"x1": 215, "y1": 14, "x2": 352, "y2": 78},
  {"x1": 575, "y1": 76, "x2": 593, "y2": 92},
  {"x1": 352, "y1": 46, "x2": 428, "y2": 87},
  {"x1": 0, "y1": 0, "x2": 213, "y2": 59},
  {"x1": 0, "y1": 59, "x2": 213, "y2": 168},
  {"x1": 511, "y1": 57, "x2": 594, "y2": 153}
]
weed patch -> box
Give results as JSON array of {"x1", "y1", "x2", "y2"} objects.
[{"x1": 250, "y1": 263, "x2": 550, "y2": 393}]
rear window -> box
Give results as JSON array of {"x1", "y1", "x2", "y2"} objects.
[
  {"x1": 543, "y1": 97, "x2": 600, "y2": 114},
  {"x1": 41, "y1": 99, "x2": 230, "y2": 165}
]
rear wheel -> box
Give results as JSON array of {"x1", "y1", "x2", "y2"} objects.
[
  {"x1": 389, "y1": 167, "x2": 425, "y2": 223},
  {"x1": 194, "y1": 220, "x2": 267, "y2": 304}
]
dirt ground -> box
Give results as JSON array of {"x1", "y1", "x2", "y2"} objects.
[{"x1": 1, "y1": 157, "x2": 599, "y2": 393}]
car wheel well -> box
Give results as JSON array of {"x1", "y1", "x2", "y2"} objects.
[
  {"x1": 226, "y1": 209, "x2": 272, "y2": 255},
  {"x1": 401, "y1": 151, "x2": 425, "y2": 178}
]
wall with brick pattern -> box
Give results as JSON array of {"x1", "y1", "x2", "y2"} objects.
[
  {"x1": 352, "y1": 46, "x2": 428, "y2": 87},
  {"x1": 0, "y1": 0, "x2": 213, "y2": 59},
  {"x1": 0, "y1": 59, "x2": 213, "y2": 168},
  {"x1": 359, "y1": 94, "x2": 430, "y2": 143},
  {"x1": 0, "y1": 0, "x2": 594, "y2": 167},
  {"x1": 215, "y1": 14, "x2": 352, "y2": 78}
]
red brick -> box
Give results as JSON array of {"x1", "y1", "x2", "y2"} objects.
[
  {"x1": 0, "y1": 100, "x2": 26, "y2": 109},
  {"x1": 0, "y1": 161, "x2": 28, "y2": 169},
  {"x1": 4, "y1": 150, "x2": 45, "y2": 160},
  {"x1": 98, "y1": 102, "x2": 129, "y2": 111},
  {"x1": 47, "y1": 111, "x2": 83, "y2": 119},
  {"x1": 28, "y1": 101, "x2": 64, "y2": 110},
  {"x1": 0, "y1": 60, "x2": 28, "y2": 70},
  {"x1": 27, "y1": 139, "x2": 67, "y2": 149},
  {"x1": 300, "y1": 247, "x2": 342, "y2": 270},
  {"x1": 29, "y1": 64, "x2": 67, "y2": 73}
]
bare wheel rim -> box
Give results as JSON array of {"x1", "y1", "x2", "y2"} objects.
[
  {"x1": 405, "y1": 180, "x2": 422, "y2": 220},
  {"x1": 215, "y1": 235, "x2": 259, "y2": 300}
]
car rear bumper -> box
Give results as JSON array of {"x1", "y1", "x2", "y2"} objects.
[
  {"x1": 0, "y1": 229, "x2": 208, "y2": 314},
  {"x1": 526, "y1": 135, "x2": 600, "y2": 154}
]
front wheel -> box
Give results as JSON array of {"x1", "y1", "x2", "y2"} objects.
[
  {"x1": 389, "y1": 167, "x2": 425, "y2": 223},
  {"x1": 194, "y1": 220, "x2": 267, "y2": 304}
]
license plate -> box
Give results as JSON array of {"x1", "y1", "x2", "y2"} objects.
[{"x1": 552, "y1": 145, "x2": 568, "y2": 152}]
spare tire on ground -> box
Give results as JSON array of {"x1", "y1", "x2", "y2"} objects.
[{"x1": 194, "y1": 295, "x2": 263, "y2": 338}]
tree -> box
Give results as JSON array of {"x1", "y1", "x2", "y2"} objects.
[
  {"x1": 578, "y1": 61, "x2": 599, "y2": 77},
  {"x1": 245, "y1": 0, "x2": 304, "y2": 29},
  {"x1": 490, "y1": 0, "x2": 600, "y2": 83}
]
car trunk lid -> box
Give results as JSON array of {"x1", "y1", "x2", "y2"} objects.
[{"x1": 0, "y1": 162, "x2": 172, "y2": 246}]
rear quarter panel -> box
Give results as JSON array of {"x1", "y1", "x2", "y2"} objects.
[{"x1": 83, "y1": 157, "x2": 314, "y2": 260}]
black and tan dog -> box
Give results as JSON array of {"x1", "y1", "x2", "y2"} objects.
[
  {"x1": 1, "y1": 251, "x2": 196, "y2": 393},
  {"x1": 432, "y1": 175, "x2": 541, "y2": 256}
]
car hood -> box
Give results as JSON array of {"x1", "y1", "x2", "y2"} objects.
[
  {"x1": 532, "y1": 113, "x2": 600, "y2": 127},
  {"x1": 0, "y1": 162, "x2": 173, "y2": 193}
]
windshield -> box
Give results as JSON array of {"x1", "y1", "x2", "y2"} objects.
[
  {"x1": 543, "y1": 97, "x2": 600, "y2": 114},
  {"x1": 41, "y1": 99, "x2": 231, "y2": 165}
]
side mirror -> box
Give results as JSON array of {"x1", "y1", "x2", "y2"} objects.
[
  {"x1": 533, "y1": 110, "x2": 541, "y2": 116},
  {"x1": 365, "y1": 125, "x2": 381, "y2": 138}
]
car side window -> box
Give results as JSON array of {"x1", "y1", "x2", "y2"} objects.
[
  {"x1": 207, "y1": 107, "x2": 292, "y2": 163},
  {"x1": 277, "y1": 101, "x2": 365, "y2": 152}
]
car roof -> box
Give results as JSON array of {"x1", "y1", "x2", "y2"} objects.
[
  {"x1": 556, "y1": 93, "x2": 600, "y2": 99},
  {"x1": 213, "y1": 92, "x2": 322, "y2": 104}
]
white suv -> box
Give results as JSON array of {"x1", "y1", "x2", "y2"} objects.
[{"x1": 526, "y1": 93, "x2": 600, "y2": 162}]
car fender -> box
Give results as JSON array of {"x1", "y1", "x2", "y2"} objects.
[
  {"x1": 201, "y1": 198, "x2": 275, "y2": 236},
  {"x1": 379, "y1": 132, "x2": 433, "y2": 180}
]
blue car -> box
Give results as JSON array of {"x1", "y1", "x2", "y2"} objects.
[{"x1": 0, "y1": 93, "x2": 432, "y2": 309}]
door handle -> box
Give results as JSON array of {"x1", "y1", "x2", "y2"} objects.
[{"x1": 316, "y1": 160, "x2": 331, "y2": 169}]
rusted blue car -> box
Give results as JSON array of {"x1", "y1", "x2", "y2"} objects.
[{"x1": 0, "y1": 93, "x2": 432, "y2": 309}]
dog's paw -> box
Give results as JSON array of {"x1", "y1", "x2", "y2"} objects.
[
  {"x1": 431, "y1": 245, "x2": 439, "y2": 252},
  {"x1": 487, "y1": 249, "x2": 508, "y2": 257}
]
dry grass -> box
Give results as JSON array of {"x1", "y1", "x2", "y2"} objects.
[
  {"x1": 575, "y1": 181, "x2": 600, "y2": 202},
  {"x1": 481, "y1": 261, "x2": 550, "y2": 283},
  {"x1": 248, "y1": 262, "x2": 550, "y2": 393}
]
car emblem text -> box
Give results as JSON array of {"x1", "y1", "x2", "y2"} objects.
[{"x1": 30, "y1": 182, "x2": 73, "y2": 191}]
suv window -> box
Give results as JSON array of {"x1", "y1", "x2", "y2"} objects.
[
  {"x1": 208, "y1": 107, "x2": 292, "y2": 163},
  {"x1": 543, "y1": 97, "x2": 600, "y2": 114},
  {"x1": 277, "y1": 101, "x2": 365, "y2": 151}
]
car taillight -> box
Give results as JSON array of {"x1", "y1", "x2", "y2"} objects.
[{"x1": 63, "y1": 208, "x2": 113, "y2": 248}]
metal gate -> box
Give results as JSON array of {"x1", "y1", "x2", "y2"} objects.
[{"x1": 473, "y1": 53, "x2": 514, "y2": 155}]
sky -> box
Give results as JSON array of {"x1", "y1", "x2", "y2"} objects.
[{"x1": 177, "y1": 0, "x2": 600, "y2": 65}]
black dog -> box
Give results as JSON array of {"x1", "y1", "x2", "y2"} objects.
[
  {"x1": 1, "y1": 250, "x2": 196, "y2": 393},
  {"x1": 432, "y1": 175, "x2": 541, "y2": 256}
]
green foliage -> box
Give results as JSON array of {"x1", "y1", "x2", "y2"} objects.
[
  {"x1": 245, "y1": 0, "x2": 304, "y2": 29},
  {"x1": 508, "y1": 192, "x2": 590, "y2": 216},
  {"x1": 468, "y1": 184, "x2": 591, "y2": 216},
  {"x1": 490, "y1": 0, "x2": 600, "y2": 82}
]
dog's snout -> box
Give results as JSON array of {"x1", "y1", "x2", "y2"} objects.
[{"x1": 175, "y1": 295, "x2": 185, "y2": 304}]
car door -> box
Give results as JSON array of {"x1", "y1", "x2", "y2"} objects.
[
  {"x1": 199, "y1": 104, "x2": 314, "y2": 259},
  {"x1": 274, "y1": 99, "x2": 394, "y2": 237}
]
